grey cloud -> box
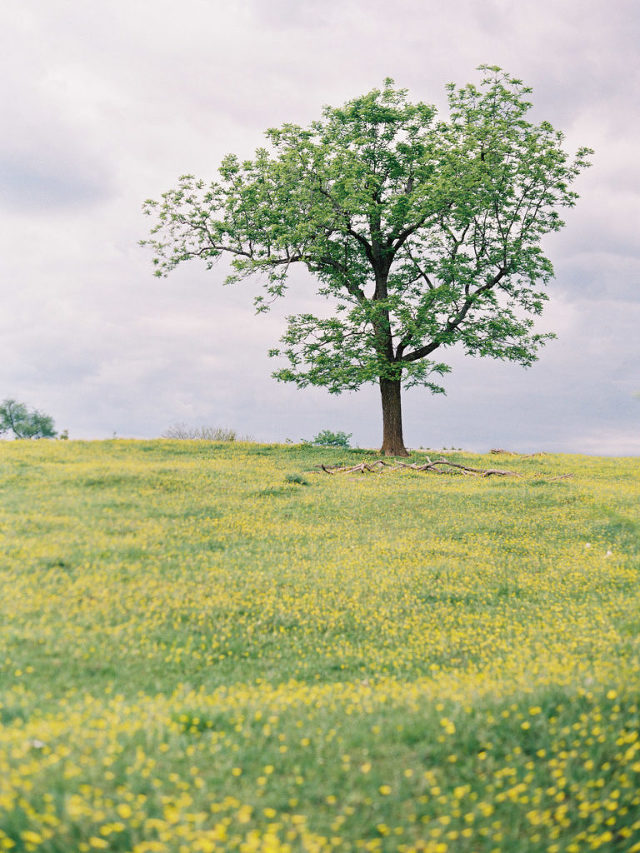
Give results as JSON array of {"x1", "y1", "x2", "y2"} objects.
[
  {"x1": 553, "y1": 253, "x2": 640, "y2": 303},
  {"x1": 0, "y1": 150, "x2": 111, "y2": 212},
  {"x1": 0, "y1": 58, "x2": 114, "y2": 211}
]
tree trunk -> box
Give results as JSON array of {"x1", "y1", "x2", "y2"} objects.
[{"x1": 379, "y1": 377, "x2": 409, "y2": 456}]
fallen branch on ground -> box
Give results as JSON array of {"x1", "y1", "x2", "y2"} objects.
[{"x1": 319, "y1": 456, "x2": 521, "y2": 477}]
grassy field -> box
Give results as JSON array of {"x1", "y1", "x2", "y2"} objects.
[{"x1": 0, "y1": 440, "x2": 639, "y2": 852}]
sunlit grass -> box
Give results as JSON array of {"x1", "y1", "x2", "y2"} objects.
[{"x1": 0, "y1": 440, "x2": 639, "y2": 851}]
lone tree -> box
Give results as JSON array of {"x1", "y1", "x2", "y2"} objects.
[
  {"x1": 142, "y1": 67, "x2": 591, "y2": 456},
  {"x1": 0, "y1": 399, "x2": 57, "y2": 439}
]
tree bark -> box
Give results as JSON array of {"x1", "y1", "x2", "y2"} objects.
[{"x1": 379, "y1": 377, "x2": 409, "y2": 456}]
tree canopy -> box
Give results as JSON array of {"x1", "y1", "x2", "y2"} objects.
[
  {"x1": 0, "y1": 399, "x2": 57, "y2": 439},
  {"x1": 142, "y1": 67, "x2": 591, "y2": 455}
]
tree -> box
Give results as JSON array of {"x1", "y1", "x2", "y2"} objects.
[
  {"x1": 142, "y1": 67, "x2": 591, "y2": 456},
  {"x1": 0, "y1": 399, "x2": 57, "y2": 439}
]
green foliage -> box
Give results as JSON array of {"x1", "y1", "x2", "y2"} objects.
[
  {"x1": 0, "y1": 398, "x2": 57, "y2": 439},
  {"x1": 142, "y1": 67, "x2": 592, "y2": 399},
  {"x1": 307, "y1": 428, "x2": 352, "y2": 448}
]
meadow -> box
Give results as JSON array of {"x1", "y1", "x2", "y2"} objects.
[{"x1": 0, "y1": 439, "x2": 639, "y2": 852}]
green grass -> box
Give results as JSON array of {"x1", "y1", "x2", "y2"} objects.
[{"x1": 0, "y1": 440, "x2": 639, "y2": 851}]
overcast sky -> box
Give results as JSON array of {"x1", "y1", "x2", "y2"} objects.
[{"x1": 1, "y1": 0, "x2": 638, "y2": 453}]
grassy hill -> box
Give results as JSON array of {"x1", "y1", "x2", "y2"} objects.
[{"x1": 0, "y1": 440, "x2": 639, "y2": 851}]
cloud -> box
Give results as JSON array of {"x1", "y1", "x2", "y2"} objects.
[
  {"x1": 0, "y1": 9, "x2": 115, "y2": 212},
  {"x1": 0, "y1": 150, "x2": 111, "y2": 213}
]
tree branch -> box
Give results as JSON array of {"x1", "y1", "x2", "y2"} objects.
[
  {"x1": 315, "y1": 187, "x2": 375, "y2": 265},
  {"x1": 401, "y1": 266, "x2": 509, "y2": 363}
]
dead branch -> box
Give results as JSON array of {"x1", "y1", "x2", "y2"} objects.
[
  {"x1": 318, "y1": 456, "x2": 521, "y2": 477},
  {"x1": 428, "y1": 459, "x2": 521, "y2": 477},
  {"x1": 320, "y1": 460, "x2": 388, "y2": 474}
]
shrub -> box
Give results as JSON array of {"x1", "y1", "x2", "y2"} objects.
[{"x1": 308, "y1": 429, "x2": 352, "y2": 448}]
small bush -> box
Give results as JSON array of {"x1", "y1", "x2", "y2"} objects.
[{"x1": 307, "y1": 429, "x2": 352, "y2": 449}]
